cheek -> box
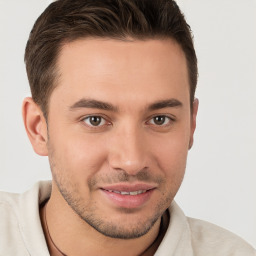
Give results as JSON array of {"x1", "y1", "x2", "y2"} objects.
[
  {"x1": 157, "y1": 143, "x2": 188, "y2": 177},
  {"x1": 149, "y1": 128, "x2": 190, "y2": 178},
  {"x1": 48, "y1": 129, "x2": 109, "y2": 184},
  {"x1": 155, "y1": 141, "x2": 188, "y2": 201}
]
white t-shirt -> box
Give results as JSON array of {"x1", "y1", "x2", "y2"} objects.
[{"x1": 0, "y1": 181, "x2": 255, "y2": 256}]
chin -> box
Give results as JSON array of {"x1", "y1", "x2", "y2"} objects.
[{"x1": 82, "y1": 213, "x2": 161, "y2": 239}]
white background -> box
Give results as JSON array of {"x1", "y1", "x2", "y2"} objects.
[{"x1": 0, "y1": 0, "x2": 255, "y2": 248}]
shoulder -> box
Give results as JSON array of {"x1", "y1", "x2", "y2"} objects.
[
  {"x1": 0, "y1": 190, "x2": 22, "y2": 226},
  {"x1": 0, "y1": 190, "x2": 29, "y2": 255},
  {"x1": 187, "y1": 217, "x2": 256, "y2": 256},
  {"x1": 0, "y1": 181, "x2": 51, "y2": 255},
  {"x1": 157, "y1": 202, "x2": 256, "y2": 256},
  {"x1": 0, "y1": 180, "x2": 51, "y2": 218}
]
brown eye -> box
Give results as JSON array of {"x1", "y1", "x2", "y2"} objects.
[
  {"x1": 153, "y1": 116, "x2": 168, "y2": 125},
  {"x1": 90, "y1": 116, "x2": 101, "y2": 126},
  {"x1": 147, "y1": 115, "x2": 173, "y2": 127},
  {"x1": 84, "y1": 116, "x2": 105, "y2": 126}
]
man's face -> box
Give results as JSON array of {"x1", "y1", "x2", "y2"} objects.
[{"x1": 46, "y1": 38, "x2": 197, "y2": 239}]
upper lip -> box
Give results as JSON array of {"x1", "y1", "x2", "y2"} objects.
[{"x1": 100, "y1": 183, "x2": 156, "y2": 192}]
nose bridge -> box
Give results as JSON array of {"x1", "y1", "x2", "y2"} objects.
[{"x1": 108, "y1": 123, "x2": 148, "y2": 175}]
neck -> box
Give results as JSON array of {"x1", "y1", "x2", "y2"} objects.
[{"x1": 40, "y1": 184, "x2": 168, "y2": 256}]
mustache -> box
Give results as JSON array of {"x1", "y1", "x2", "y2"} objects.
[{"x1": 88, "y1": 169, "x2": 164, "y2": 188}]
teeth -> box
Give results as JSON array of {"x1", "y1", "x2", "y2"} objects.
[
  {"x1": 108, "y1": 190, "x2": 121, "y2": 194},
  {"x1": 107, "y1": 190, "x2": 147, "y2": 195},
  {"x1": 121, "y1": 191, "x2": 130, "y2": 195}
]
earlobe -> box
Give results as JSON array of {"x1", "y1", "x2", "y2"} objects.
[
  {"x1": 189, "y1": 98, "x2": 199, "y2": 150},
  {"x1": 22, "y1": 97, "x2": 48, "y2": 156}
]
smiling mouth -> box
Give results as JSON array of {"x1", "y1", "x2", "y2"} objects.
[
  {"x1": 100, "y1": 186, "x2": 155, "y2": 208},
  {"x1": 102, "y1": 189, "x2": 147, "y2": 196}
]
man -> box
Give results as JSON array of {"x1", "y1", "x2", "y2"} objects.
[{"x1": 0, "y1": 0, "x2": 255, "y2": 255}]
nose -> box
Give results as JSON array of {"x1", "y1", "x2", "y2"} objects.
[{"x1": 108, "y1": 126, "x2": 149, "y2": 176}]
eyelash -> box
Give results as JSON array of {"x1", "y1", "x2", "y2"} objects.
[{"x1": 81, "y1": 114, "x2": 175, "y2": 129}]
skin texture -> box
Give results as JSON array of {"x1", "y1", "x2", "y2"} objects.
[{"x1": 23, "y1": 38, "x2": 198, "y2": 256}]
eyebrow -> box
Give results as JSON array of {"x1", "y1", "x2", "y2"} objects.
[
  {"x1": 69, "y1": 98, "x2": 118, "y2": 112},
  {"x1": 148, "y1": 98, "x2": 183, "y2": 110},
  {"x1": 69, "y1": 98, "x2": 182, "y2": 112}
]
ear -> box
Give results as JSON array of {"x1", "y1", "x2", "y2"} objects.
[
  {"x1": 22, "y1": 97, "x2": 48, "y2": 156},
  {"x1": 189, "y1": 98, "x2": 199, "y2": 149}
]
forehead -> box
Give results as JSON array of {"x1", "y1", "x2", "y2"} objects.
[{"x1": 51, "y1": 38, "x2": 189, "y2": 110}]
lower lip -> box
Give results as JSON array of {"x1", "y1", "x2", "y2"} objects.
[{"x1": 100, "y1": 189, "x2": 154, "y2": 209}]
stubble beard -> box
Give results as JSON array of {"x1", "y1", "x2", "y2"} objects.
[
  {"x1": 58, "y1": 182, "x2": 165, "y2": 239},
  {"x1": 47, "y1": 144, "x2": 183, "y2": 240},
  {"x1": 52, "y1": 170, "x2": 174, "y2": 239}
]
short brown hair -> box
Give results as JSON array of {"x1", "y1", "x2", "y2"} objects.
[{"x1": 25, "y1": 0, "x2": 198, "y2": 117}]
